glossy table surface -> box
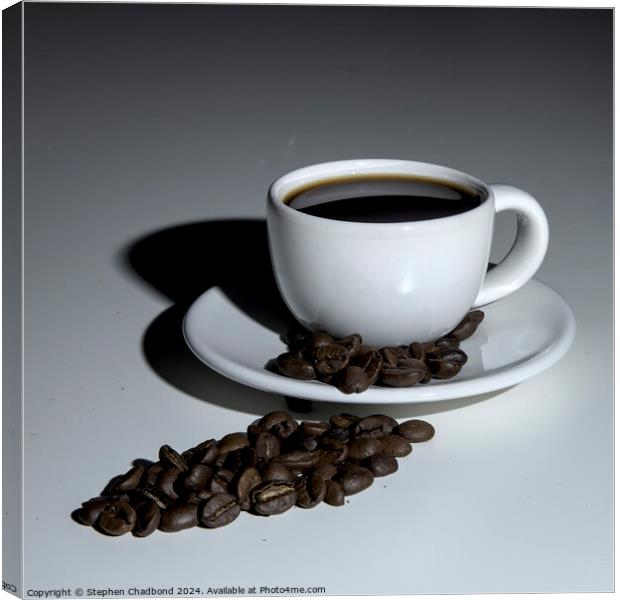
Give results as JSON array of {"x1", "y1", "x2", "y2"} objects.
[{"x1": 21, "y1": 5, "x2": 612, "y2": 594}]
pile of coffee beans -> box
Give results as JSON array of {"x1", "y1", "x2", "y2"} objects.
[
  {"x1": 74, "y1": 412, "x2": 435, "y2": 537},
  {"x1": 272, "y1": 310, "x2": 484, "y2": 394}
]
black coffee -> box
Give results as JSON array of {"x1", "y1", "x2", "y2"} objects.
[{"x1": 286, "y1": 176, "x2": 483, "y2": 223}]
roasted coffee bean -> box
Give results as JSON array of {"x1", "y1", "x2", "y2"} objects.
[
  {"x1": 283, "y1": 328, "x2": 310, "y2": 352},
  {"x1": 448, "y1": 310, "x2": 484, "y2": 341},
  {"x1": 221, "y1": 452, "x2": 246, "y2": 472},
  {"x1": 428, "y1": 360, "x2": 462, "y2": 379},
  {"x1": 420, "y1": 370, "x2": 432, "y2": 384},
  {"x1": 328, "y1": 427, "x2": 351, "y2": 442},
  {"x1": 218, "y1": 468, "x2": 235, "y2": 482},
  {"x1": 352, "y1": 350, "x2": 382, "y2": 386},
  {"x1": 355, "y1": 344, "x2": 376, "y2": 356},
  {"x1": 293, "y1": 434, "x2": 315, "y2": 453},
  {"x1": 314, "y1": 372, "x2": 335, "y2": 385},
  {"x1": 319, "y1": 445, "x2": 348, "y2": 465},
  {"x1": 420, "y1": 337, "x2": 457, "y2": 354},
  {"x1": 217, "y1": 432, "x2": 250, "y2": 455},
  {"x1": 314, "y1": 463, "x2": 337, "y2": 480},
  {"x1": 274, "y1": 451, "x2": 320, "y2": 473},
  {"x1": 112, "y1": 465, "x2": 144, "y2": 493},
  {"x1": 320, "y1": 428, "x2": 350, "y2": 450},
  {"x1": 300, "y1": 421, "x2": 330, "y2": 437},
  {"x1": 184, "y1": 464, "x2": 213, "y2": 491},
  {"x1": 354, "y1": 415, "x2": 398, "y2": 438},
  {"x1": 137, "y1": 484, "x2": 172, "y2": 509},
  {"x1": 365, "y1": 454, "x2": 399, "y2": 477},
  {"x1": 381, "y1": 357, "x2": 429, "y2": 387},
  {"x1": 435, "y1": 336, "x2": 460, "y2": 349},
  {"x1": 334, "y1": 366, "x2": 370, "y2": 394},
  {"x1": 221, "y1": 449, "x2": 245, "y2": 473},
  {"x1": 272, "y1": 418, "x2": 299, "y2": 441},
  {"x1": 324, "y1": 480, "x2": 345, "y2": 506},
  {"x1": 254, "y1": 431, "x2": 280, "y2": 461},
  {"x1": 418, "y1": 340, "x2": 438, "y2": 354},
  {"x1": 209, "y1": 469, "x2": 235, "y2": 494},
  {"x1": 272, "y1": 320, "x2": 481, "y2": 393},
  {"x1": 329, "y1": 414, "x2": 357, "y2": 430},
  {"x1": 213, "y1": 453, "x2": 227, "y2": 469},
  {"x1": 337, "y1": 466, "x2": 374, "y2": 496},
  {"x1": 200, "y1": 493, "x2": 241, "y2": 527},
  {"x1": 209, "y1": 477, "x2": 227, "y2": 494},
  {"x1": 235, "y1": 467, "x2": 262, "y2": 510},
  {"x1": 298, "y1": 435, "x2": 319, "y2": 452},
  {"x1": 76, "y1": 497, "x2": 113, "y2": 526},
  {"x1": 426, "y1": 347, "x2": 468, "y2": 366},
  {"x1": 159, "y1": 503, "x2": 199, "y2": 532},
  {"x1": 158, "y1": 467, "x2": 181, "y2": 501},
  {"x1": 184, "y1": 442, "x2": 218, "y2": 466},
  {"x1": 258, "y1": 411, "x2": 294, "y2": 431},
  {"x1": 251, "y1": 482, "x2": 297, "y2": 516},
  {"x1": 132, "y1": 501, "x2": 161, "y2": 538},
  {"x1": 239, "y1": 446, "x2": 258, "y2": 469},
  {"x1": 181, "y1": 448, "x2": 200, "y2": 466},
  {"x1": 179, "y1": 485, "x2": 201, "y2": 502},
  {"x1": 395, "y1": 419, "x2": 435, "y2": 443},
  {"x1": 364, "y1": 354, "x2": 383, "y2": 385},
  {"x1": 408, "y1": 341, "x2": 424, "y2": 361},
  {"x1": 347, "y1": 437, "x2": 384, "y2": 461},
  {"x1": 98, "y1": 501, "x2": 136, "y2": 536},
  {"x1": 247, "y1": 419, "x2": 266, "y2": 443},
  {"x1": 260, "y1": 462, "x2": 295, "y2": 482},
  {"x1": 142, "y1": 462, "x2": 164, "y2": 487},
  {"x1": 381, "y1": 435, "x2": 412, "y2": 457},
  {"x1": 77, "y1": 410, "x2": 437, "y2": 537},
  {"x1": 159, "y1": 445, "x2": 189, "y2": 472},
  {"x1": 308, "y1": 331, "x2": 335, "y2": 350},
  {"x1": 317, "y1": 436, "x2": 344, "y2": 451},
  {"x1": 183, "y1": 489, "x2": 214, "y2": 505},
  {"x1": 380, "y1": 346, "x2": 410, "y2": 367},
  {"x1": 198, "y1": 488, "x2": 215, "y2": 500},
  {"x1": 316, "y1": 372, "x2": 335, "y2": 384},
  {"x1": 100, "y1": 475, "x2": 125, "y2": 497},
  {"x1": 276, "y1": 352, "x2": 316, "y2": 380},
  {"x1": 409, "y1": 342, "x2": 435, "y2": 383},
  {"x1": 314, "y1": 344, "x2": 351, "y2": 375},
  {"x1": 337, "y1": 333, "x2": 362, "y2": 355},
  {"x1": 295, "y1": 473, "x2": 327, "y2": 508},
  {"x1": 194, "y1": 440, "x2": 219, "y2": 465}
]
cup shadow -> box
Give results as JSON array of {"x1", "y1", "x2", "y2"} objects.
[
  {"x1": 125, "y1": 219, "x2": 294, "y2": 331},
  {"x1": 122, "y1": 218, "x2": 299, "y2": 415},
  {"x1": 122, "y1": 218, "x2": 509, "y2": 417}
]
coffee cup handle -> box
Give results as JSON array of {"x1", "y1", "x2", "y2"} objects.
[{"x1": 473, "y1": 184, "x2": 549, "y2": 307}]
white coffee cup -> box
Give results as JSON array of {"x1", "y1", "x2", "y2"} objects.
[{"x1": 267, "y1": 159, "x2": 548, "y2": 346}]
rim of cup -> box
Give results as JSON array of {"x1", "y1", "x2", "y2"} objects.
[{"x1": 268, "y1": 158, "x2": 490, "y2": 229}]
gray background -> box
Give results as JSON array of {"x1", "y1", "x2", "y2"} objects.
[{"x1": 21, "y1": 4, "x2": 612, "y2": 595}]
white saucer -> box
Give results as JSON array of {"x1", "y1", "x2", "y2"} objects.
[{"x1": 183, "y1": 279, "x2": 575, "y2": 404}]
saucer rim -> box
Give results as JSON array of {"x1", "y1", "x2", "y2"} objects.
[{"x1": 182, "y1": 279, "x2": 576, "y2": 404}]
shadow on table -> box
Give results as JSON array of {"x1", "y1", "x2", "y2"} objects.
[
  {"x1": 125, "y1": 219, "x2": 293, "y2": 329},
  {"x1": 122, "y1": 219, "x2": 510, "y2": 417},
  {"x1": 122, "y1": 218, "x2": 296, "y2": 410}
]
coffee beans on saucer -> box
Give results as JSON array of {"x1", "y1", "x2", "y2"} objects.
[
  {"x1": 74, "y1": 412, "x2": 435, "y2": 537},
  {"x1": 272, "y1": 310, "x2": 484, "y2": 394}
]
